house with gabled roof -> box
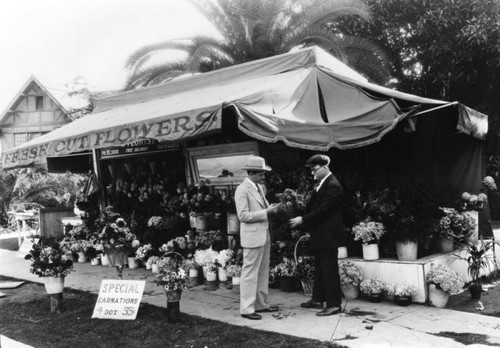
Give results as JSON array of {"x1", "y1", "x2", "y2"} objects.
[{"x1": 0, "y1": 75, "x2": 91, "y2": 164}]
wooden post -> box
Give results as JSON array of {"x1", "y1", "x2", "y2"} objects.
[
  {"x1": 166, "y1": 301, "x2": 180, "y2": 323},
  {"x1": 49, "y1": 293, "x2": 63, "y2": 313}
]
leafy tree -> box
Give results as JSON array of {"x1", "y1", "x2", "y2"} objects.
[
  {"x1": 124, "y1": 0, "x2": 390, "y2": 90},
  {"x1": 0, "y1": 167, "x2": 87, "y2": 227},
  {"x1": 333, "y1": 0, "x2": 500, "y2": 155}
]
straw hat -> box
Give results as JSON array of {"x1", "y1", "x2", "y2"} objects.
[{"x1": 241, "y1": 156, "x2": 272, "y2": 172}]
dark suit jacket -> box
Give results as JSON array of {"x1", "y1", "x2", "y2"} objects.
[{"x1": 302, "y1": 174, "x2": 344, "y2": 250}]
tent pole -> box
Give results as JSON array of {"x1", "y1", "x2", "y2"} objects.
[{"x1": 92, "y1": 149, "x2": 105, "y2": 211}]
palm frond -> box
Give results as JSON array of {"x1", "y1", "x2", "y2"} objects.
[{"x1": 124, "y1": 40, "x2": 192, "y2": 71}]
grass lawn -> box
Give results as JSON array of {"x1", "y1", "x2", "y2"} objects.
[{"x1": 0, "y1": 276, "x2": 344, "y2": 348}]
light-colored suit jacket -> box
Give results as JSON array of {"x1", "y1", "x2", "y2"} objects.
[{"x1": 235, "y1": 178, "x2": 269, "y2": 248}]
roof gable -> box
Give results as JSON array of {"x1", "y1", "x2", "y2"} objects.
[{"x1": 0, "y1": 75, "x2": 69, "y2": 125}]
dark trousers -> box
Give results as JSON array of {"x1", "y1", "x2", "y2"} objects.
[{"x1": 312, "y1": 248, "x2": 341, "y2": 307}]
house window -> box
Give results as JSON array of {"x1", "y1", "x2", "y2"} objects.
[
  {"x1": 35, "y1": 96, "x2": 44, "y2": 110},
  {"x1": 14, "y1": 132, "x2": 46, "y2": 147}
]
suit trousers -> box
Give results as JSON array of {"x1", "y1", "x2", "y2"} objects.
[
  {"x1": 312, "y1": 248, "x2": 341, "y2": 307},
  {"x1": 240, "y1": 232, "x2": 271, "y2": 314}
]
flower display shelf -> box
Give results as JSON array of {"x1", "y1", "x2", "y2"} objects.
[{"x1": 345, "y1": 232, "x2": 500, "y2": 304}]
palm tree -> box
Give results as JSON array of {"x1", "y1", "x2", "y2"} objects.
[{"x1": 124, "y1": 0, "x2": 390, "y2": 90}]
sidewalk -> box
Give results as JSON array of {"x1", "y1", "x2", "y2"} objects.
[{"x1": 1, "y1": 248, "x2": 500, "y2": 348}]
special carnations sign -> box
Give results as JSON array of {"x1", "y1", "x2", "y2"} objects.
[{"x1": 92, "y1": 280, "x2": 146, "y2": 320}]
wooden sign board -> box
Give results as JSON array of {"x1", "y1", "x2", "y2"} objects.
[
  {"x1": 92, "y1": 280, "x2": 145, "y2": 320},
  {"x1": 16, "y1": 238, "x2": 39, "y2": 258}
]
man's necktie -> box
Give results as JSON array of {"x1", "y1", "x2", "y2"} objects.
[{"x1": 256, "y1": 184, "x2": 268, "y2": 207}]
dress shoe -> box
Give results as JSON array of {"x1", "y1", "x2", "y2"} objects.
[
  {"x1": 300, "y1": 299, "x2": 323, "y2": 309},
  {"x1": 241, "y1": 313, "x2": 262, "y2": 320},
  {"x1": 256, "y1": 305, "x2": 279, "y2": 313},
  {"x1": 316, "y1": 306, "x2": 341, "y2": 316}
]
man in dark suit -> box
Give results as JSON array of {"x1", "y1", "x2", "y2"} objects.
[{"x1": 289, "y1": 154, "x2": 344, "y2": 316}]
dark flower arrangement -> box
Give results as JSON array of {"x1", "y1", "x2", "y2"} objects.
[
  {"x1": 25, "y1": 242, "x2": 74, "y2": 277},
  {"x1": 297, "y1": 257, "x2": 315, "y2": 281},
  {"x1": 98, "y1": 217, "x2": 137, "y2": 250}
]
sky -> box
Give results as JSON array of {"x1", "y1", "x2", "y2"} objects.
[{"x1": 0, "y1": 0, "x2": 216, "y2": 111}]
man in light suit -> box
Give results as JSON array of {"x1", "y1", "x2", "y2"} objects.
[
  {"x1": 290, "y1": 154, "x2": 344, "y2": 316},
  {"x1": 235, "y1": 155, "x2": 280, "y2": 320}
]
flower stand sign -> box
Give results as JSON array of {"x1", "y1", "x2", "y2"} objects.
[{"x1": 92, "y1": 280, "x2": 145, "y2": 320}]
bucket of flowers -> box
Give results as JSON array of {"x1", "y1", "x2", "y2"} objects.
[
  {"x1": 135, "y1": 243, "x2": 154, "y2": 269},
  {"x1": 426, "y1": 264, "x2": 464, "y2": 308},
  {"x1": 154, "y1": 253, "x2": 189, "y2": 323},
  {"x1": 272, "y1": 257, "x2": 299, "y2": 292},
  {"x1": 339, "y1": 261, "x2": 363, "y2": 299},
  {"x1": 25, "y1": 241, "x2": 74, "y2": 313},
  {"x1": 387, "y1": 283, "x2": 417, "y2": 306},
  {"x1": 296, "y1": 257, "x2": 315, "y2": 297},
  {"x1": 182, "y1": 258, "x2": 200, "y2": 286},
  {"x1": 214, "y1": 249, "x2": 234, "y2": 283},
  {"x1": 352, "y1": 219, "x2": 386, "y2": 260},
  {"x1": 433, "y1": 207, "x2": 475, "y2": 252},
  {"x1": 360, "y1": 278, "x2": 386, "y2": 303},
  {"x1": 226, "y1": 248, "x2": 243, "y2": 288},
  {"x1": 98, "y1": 217, "x2": 137, "y2": 278}
]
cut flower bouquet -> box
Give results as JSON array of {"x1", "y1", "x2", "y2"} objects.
[
  {"x1": 360, "y1": 279, "x2": 386, "y2": 295},
  {"x1": 25, "y1": 242, "x2": 74, "y2": 278},
  {"x1": 339, "y1": 261, "x2": 363, "y2": 286},
  {"x1": 99, "y1": 217, "x2": 137, "y2": 250},
  {"x1": 387, "y1": 283, "x2": 417, "y2": 297},
  {"x1": 434, "y1": 207, "x2": 475, "y2": 240},
  {"x1": 155, "y1": 257, "x2": 189, "y2": 292},
  {"x1": 352, "y1": 220, "x2": 386, "y2": 244},
  {"x1": 272, "y1": 257, "x2": 299, "y2": 278},
  {"x1": 426, "y1": 264, "x2": 464, "y2": 294}
]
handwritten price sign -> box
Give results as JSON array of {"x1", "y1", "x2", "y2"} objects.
[{"x1": 92, "y1": 280, "x2": 145, "y2": 320}]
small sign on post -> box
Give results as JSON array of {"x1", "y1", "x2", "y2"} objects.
[{"x1": 92, "y1": 280, "x2": 145, "y2": 320}]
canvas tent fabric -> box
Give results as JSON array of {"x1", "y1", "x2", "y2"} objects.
[{"x1": 2, "y1": 46, "x2": 487, "y2": 169}]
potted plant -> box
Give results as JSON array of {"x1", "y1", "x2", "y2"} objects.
[
  {"x1": 360, "y1": 278, "x2": 386, "y2": 302},
  {"x1": 352, "y1": 220, "x2": 386, "y2": 260},
  {"x1": 453, "y1": 241, "x2": 499, "y2": 299},
  {"x1": 426, "y1": 264, "x2": 464, "y2": 308},
  {"x1": 272, "y1": 257, "x2": 299, "y2": 292},
  {"x1": 387, "y1": 283, "x2": 416, "y2": 306},
  {"x1": 226, "y1": 264, "x2": 242, "y2": 286},
  {"x1": 136, "y1": 243, "x2": 154, "y2": 269},
  {"x1": 297, "y1": 257, "x2": 315, "y2": 297},
  {"x1": 214, "y1": 249, "x2": 233, "y2": 283},
  {"x1": 154, "y1": 256, "x2": 189, "y2": 323},
  {"x1": 457, "y1": 192, "x2": 487, "y2": 243},
  {"x1": 225, "y1": 248, "x2": 243, "y2": 287},
  {"x1": 339, "y1": 261, "x2": 363, "y2": 299},
  {"x1": 24, "y1": 241, "x2": 74, "y2": 313},
  {"x1": 390, "y1": 206, "x2": 418, "y2": 261},
  {"x1": 148, "y1": 256, "x2": 161, "y2": 273},
  {"x1": 433, "y1": 208, "x2": 475, "y2": 252},
  {"x1": 84, "y1": 245, "x2": 100, "y2": 266}
]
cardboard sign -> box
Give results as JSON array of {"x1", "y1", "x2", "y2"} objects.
[
  {"x1": 92, "y1": 280, "x2": 145, "y2": 320},
  {"x1": 16, "y1": 238, "x2": 39, "y2": 258}
]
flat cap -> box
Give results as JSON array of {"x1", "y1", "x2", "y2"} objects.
[{"x1": 305, "y1": 154, "x2": 330, "y2": 167}]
